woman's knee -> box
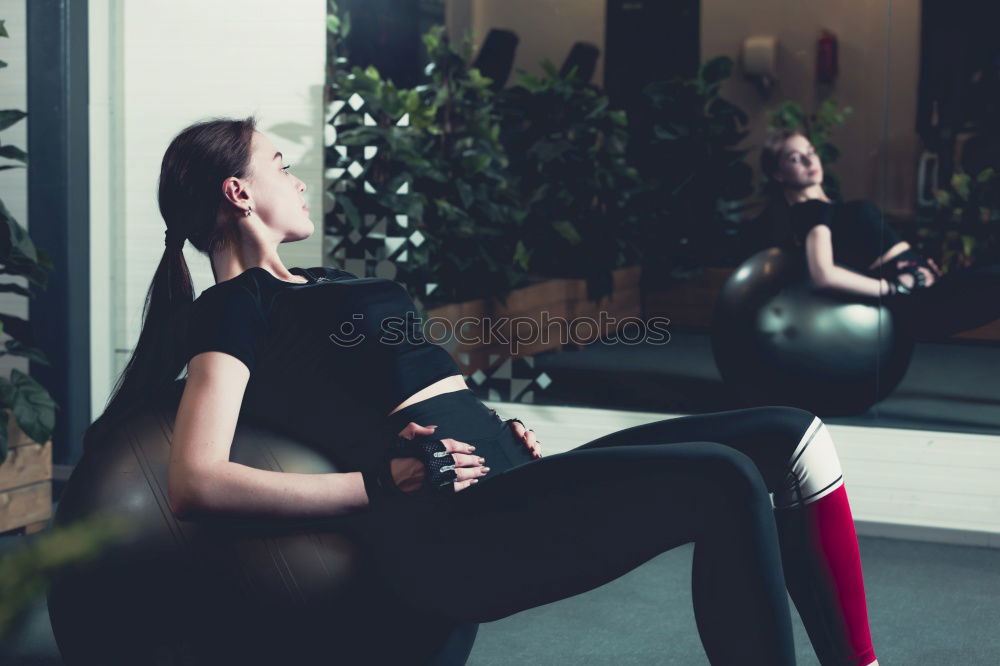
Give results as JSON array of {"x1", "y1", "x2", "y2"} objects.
[
  {"x1": 689, "y1": 442, "x2": 772, "y2": 508},
  {"x1": 763, "y1": 406, "x2": 818, "y2": 445},
  {"x1": 773, "y1": 416, "x2": 844, "y2": 508}
]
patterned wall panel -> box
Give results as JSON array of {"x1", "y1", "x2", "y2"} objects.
[{"x1": 323, "y1": 17, "x2": 552, "y2": 404}]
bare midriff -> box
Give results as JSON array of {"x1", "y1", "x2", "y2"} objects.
[
  {"x1": 867, "y1": 240, "x2": 911, "y2": 271},
  {"x1": 387, "y1": 374, "x2": 470, "y2": 416}
]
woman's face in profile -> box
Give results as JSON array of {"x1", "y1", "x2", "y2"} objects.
[
  {"x1": 776, "y1": 134, "x2": 824, "y2": 190},
  {"x1": 243, "y1": 131, "x2": 314, "y2": 241}
]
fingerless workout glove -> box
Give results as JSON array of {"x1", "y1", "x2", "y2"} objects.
[
  {"x1": 360, "y1": 436, "x2": 458, "y2": 508},
  {"x1": 887, "y1": 249, "x2": 934, "y2": 296}
]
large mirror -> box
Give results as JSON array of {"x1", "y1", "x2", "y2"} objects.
[{"x1": 325, "y1": 0, "x2": 998, "y2": 438}]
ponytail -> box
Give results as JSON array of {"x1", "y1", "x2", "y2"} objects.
[{"x1": 82, "y1": 117, "x2": 257, "y2": 454}]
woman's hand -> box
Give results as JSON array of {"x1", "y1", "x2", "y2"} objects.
[
  {"x1": 392, "y1": 422, "x2": 488, "y2": 493},
  {"x1": 507, "y1": 419, "x2": 543, "y2": 459},
  {"x1": 894, "y1": 259, "x2": 938, "y2": 289}
]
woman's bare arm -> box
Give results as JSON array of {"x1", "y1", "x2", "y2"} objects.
[
  {"x1": 804, "y1": 224, "x2": 890, "y2": 298},
  {"x1": 167, "y1": 352, "x2": 370, "y2": 520}
]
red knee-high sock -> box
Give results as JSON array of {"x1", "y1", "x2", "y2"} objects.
[{"x1": 774, "y1": 482, "x2": 877, "y2": 666}]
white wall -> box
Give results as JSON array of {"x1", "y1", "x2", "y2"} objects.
[
  {"x1": 89, "y1": 0, "x2": 328, "y2": 419},
  {"x1": 0, "y1": 0, "x2": 28, "y2": 383},
  {"x1": 448, "y1": 0, "x2": 605, "y2": 87}
]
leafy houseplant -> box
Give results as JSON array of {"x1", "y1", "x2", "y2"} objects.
[
  {"x1": 930, "y1": 167, "x2": 1000, "y2": 271},
  {"x1": 0, "y1": 18, "x2": 58, "y2": 466},
  {"x1": 767, "y1": 98, "x2": 853, "y2": 201},
  {"x1": 326, "y1": 10, "x2": 530, "y2": 307},
  {"x1": 639, "y1": 55, "x2": 754, "y2": 278},
  {"x1": 495, "y1": 59, "x2": 645, "y2": 301},
  {"x1": 402, "y1": 26, "x2": 529, "y2": 306}
]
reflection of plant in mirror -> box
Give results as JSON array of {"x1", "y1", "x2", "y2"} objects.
[
  {"x1": 0, "y1": 515, "x2": 130, "y2": 642},
  {"x1": 767, "y1": 98, "x2": 853, "y2": 200},
  {"x1": 325, "y1": 0, "x2": 427, "y2": 273},
  {"x1": 325, "y1": 15, "x2": 529, "y2": 306},
  {"x1": 407, "y1": 26, "x2": 529, "y2": 305},
  {"x1": 932, "y1": 167, "x2": 1000, "y2": 270},
  {"x1": 496, "y1": 59, "x2": 645, "y2": 301},
  {"x1": 640, "y1": 55, "x2": 754, "y2": 275},
  {"x1": 325, "y1": 59, "x2": 432, "y2": 232}
]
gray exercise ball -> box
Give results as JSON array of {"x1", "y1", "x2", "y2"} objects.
[
  {"x1": 710, "y1": 247, "x2": 915, "y2": 416},
  {"x1": 47, "y1": 379, "x2": 478, "y2": 666}
]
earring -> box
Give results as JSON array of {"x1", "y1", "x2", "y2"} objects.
[{"x1": 245, "y1": 206, "x2": 253, "y2": 217}]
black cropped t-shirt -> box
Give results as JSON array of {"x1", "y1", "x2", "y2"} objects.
[
  {"x1": 184, "y1": 265, "x2": 463, "y2": 471},
  {"x1": 788, "y1": 199, "x2": 904, "y2": 274}
]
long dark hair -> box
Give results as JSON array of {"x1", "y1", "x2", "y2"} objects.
[{"x1": 82, "y1": 116, "x2": 258, "y2": 454}]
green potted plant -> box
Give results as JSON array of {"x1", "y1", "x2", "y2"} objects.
[
  {"x1": 402, "y1": 26, "x2": 531, "y2": 306},
  {"x1": 325, "y1": 8, "x2": 530, "y2": 307},
  {"x1": 931, "y1": 167, "x2": 1000, "y2": 271},
  {"x1": 639, "y1": 55, "x2": 755, "y2": 280},
  {"x1": 0, "y1": 17, "x2": 58, "y2": 535},
  {"x1": 495, "y1": 58, "x2": 645, "y2": 302},
  {"x1": 324, "y1": 11, "x2": 642, "y2": 369}
]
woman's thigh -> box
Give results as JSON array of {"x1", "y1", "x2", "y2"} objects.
[
  {"x1": 361, "y1": 439, "x2": 773, "y2": 623},
  {"x1": 890, "y1": 261, "x2": 1000, "y2": 339},
  {"x1": 571, "y1": 405, "x2": 818, "y2": 493}
]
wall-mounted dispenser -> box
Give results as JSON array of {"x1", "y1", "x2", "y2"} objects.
[{"x1": 741, "y1": 34, "x2": 777, "y2": 94}]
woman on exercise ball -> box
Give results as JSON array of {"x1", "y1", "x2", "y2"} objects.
[
  {"x1": 86, "y1": 117, "x2": 882, "y2": 665},
  {"x1": 761, "y1": 129, "x2": 1000, "y2": 341}
]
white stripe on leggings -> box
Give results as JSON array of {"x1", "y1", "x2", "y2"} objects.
[{"x1": 773, "y1": 416, "x2": 844, "y2": 509}]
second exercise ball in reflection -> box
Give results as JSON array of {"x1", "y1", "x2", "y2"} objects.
[{"x1": 710, "y1": 247, "x2": 914, "y2": 416}]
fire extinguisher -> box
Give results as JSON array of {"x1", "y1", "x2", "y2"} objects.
[{"x1": 817, "y1": 29, "x2": 838, "y2": 83}]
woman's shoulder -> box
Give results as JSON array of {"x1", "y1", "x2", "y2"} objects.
[
  {"x1": 185, "y1": 275, "x2": 270, "y2": 371},
  {"x1": 789, "y1": 198, "x2": 835, "y2": 228},
  {"x1": 196, "y1": 267, "x2": 264, "y2": 296},
  {"x1": 841, "y1": 199, "x2": 881, "y2": 217},
  {"x1": 312, "y1": 265, "x2": 360, "y2": 281},
  {"x1": 192, "y1": 271, "x2": 269, "y2": 322}
]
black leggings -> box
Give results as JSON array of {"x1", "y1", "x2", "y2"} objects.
[
  {"x1": 351, "y1": 388, "x2": 819, "y2": 665},
  {"x1": 875, "y1": 260, "x2": 1000, "y2": 341}
]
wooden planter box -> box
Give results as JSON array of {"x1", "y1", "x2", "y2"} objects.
[
  {"x1": 643, "y1": 265, "x2": 1000, "y2": 342},
  {"x1": 643, "y1": 267, "x2": 735, "y2": 331},
  {"x1": 0, "y1": 409, "x2": 53, "y2": 535},
  {"x1": 956, "y1": 321, "x2": 1000, "y2": 342},
  {"x1": 426, "y1": 266, "x2": 642, "y2": 372}
]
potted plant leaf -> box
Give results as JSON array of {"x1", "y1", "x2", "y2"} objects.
[
  {"x1": 0, "y1": 17, "x2": 58, "y2": 535},
  {"x1": 495, "y1": 58, "x2": 646, "y2": 303},
  {"x1": 639, "y1": 55, "x2": 754, "y2": 282},
  {"x1": 633, "y1": 56, "x2": 757, "y2": 330},
  {"x1": 325, "y1": 11, "x2": 530, "y2": 307},
  {"x1": 324, "y1": 12, "x2": 642, "y2": 374}
]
